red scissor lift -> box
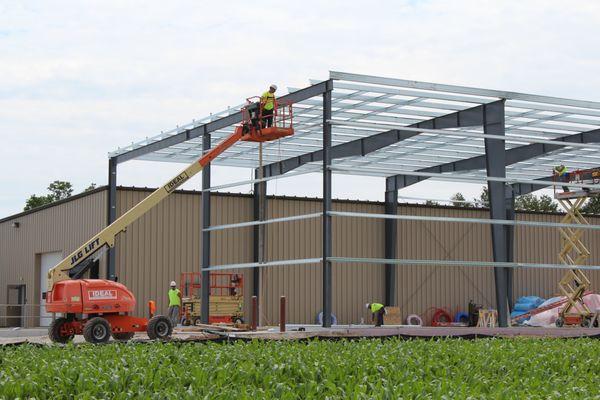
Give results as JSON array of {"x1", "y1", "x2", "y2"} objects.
[{"x1": 179, "y1": 272, "x2": 244, "y2": 325}]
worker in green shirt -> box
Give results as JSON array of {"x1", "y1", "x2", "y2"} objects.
[
  {"x1": 168, "y1": 281, "x2": 182, "y2": 327},
  {"x1": 260, "y1": 84, "x2": 277, "y2": 128},
  {"x1": 554, "y1": 164, "x2": 570, "y2": 192},
  {"x1": 245, "y1": 84, "x2": 277, "y2": 131},
  {"x1": 366, "y1": 302, "x2": 386, "y2": 327}
]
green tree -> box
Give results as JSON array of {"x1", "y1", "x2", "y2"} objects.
[
  {"x1": 476, "y1": 186, "x2": 489, "y2": 208},
  {"x1": 24, "y1": 180, "x2": 74, "y2": 211},
  {"x1": 84, "y1": 183, "x2": 97, "y2": 192},
  {"x1": 450, "y1": 192, "x2": 472, "y2": 207},
  {"x1": 581, "y1": 196, "x2": 600, "y2": 214},
  {"x1": 514, "y1": 194, "x2": 558, "y2": 213},
  {"x1": 537, "y1": 194, "x2": 559, "y2": 213},
  {"x1": 24, "y1": 194, "x2": 54, "y2": 211},
  {"x1": 47, "y1": 180, "x2": 73, "y2": 201}
]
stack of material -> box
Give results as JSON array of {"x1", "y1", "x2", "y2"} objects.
[
  {"x1": 383, "y1": 307, "x2": 402, "y2": 325},
  {"x1": 511, "y1": 296, "x2": 545, "y2": 324}
]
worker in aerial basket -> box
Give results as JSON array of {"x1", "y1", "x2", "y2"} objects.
[
  {"x1": 168, "y1": 281, "x2": 182, "y2": 327},
  {"x1": 366, "y1": 302, "x2": 386, "y2": 327},
  {"x1": 554, "y1": 164, "x2": 570, "y2": 192},
  {"x1": 246, "y1": 84, "x2": 277, "y2": 131},
  {"x1": 260, "y1": 84, "x2": 277, "y2": 128}
]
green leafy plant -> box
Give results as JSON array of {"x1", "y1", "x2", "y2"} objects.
[{"x1": 0, "y1": 339, "x2": 598, "y2": 399}]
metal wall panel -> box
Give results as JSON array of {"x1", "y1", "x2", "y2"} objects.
[
  {"x1": 2, "y1": 187, "x2": 600, "y2": 327},
  {"x1": 0, "y1": 190, "x2": 107, "y2": 327},
  {"x1": 114, "y1": 189, "x2": 254, "y2": 319}
]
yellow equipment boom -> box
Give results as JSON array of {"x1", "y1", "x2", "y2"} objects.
[{"x1": 47, "y1": 130, "x2": 242, "y2": 290}]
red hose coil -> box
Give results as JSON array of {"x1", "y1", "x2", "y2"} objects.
[{"x1": 431, "y1": 308, "x2": 452, "y2": 326}]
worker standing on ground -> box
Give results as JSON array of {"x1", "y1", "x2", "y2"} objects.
[
  {"x1": 366, "y1": 302, "x2": 386, "y2": 327},
  {"x1": 168, "y1": 281, "x2": 182, "y2": 327},
  {"x1": 260, "y1": 84, "x2": 277, "y2": 128}
]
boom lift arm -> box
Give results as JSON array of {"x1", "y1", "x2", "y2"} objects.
[{"x1": 46, "y1": 130, "x2": 243, "y2": 291}]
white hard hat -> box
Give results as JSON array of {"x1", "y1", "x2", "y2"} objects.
[
  {"x1": 170, "y1": 281, "x2": 176, "y2": 287},
  {"x1": 365, "y1": 303, "x2": 370, "y2": 309},
  {"x1": 270, "y1": 84, "x2": 277, "y2": 90}
]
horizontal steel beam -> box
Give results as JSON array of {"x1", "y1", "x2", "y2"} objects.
[
  {"x1": 328, "y1": 211, "x2": 600, "y2": 231},
  {"x1": 114, "y1": 80, "x2": 333, "y2": 164},
  {"x1": 204, "y1": 258, "x2": 323, "y2": 272},
  {"x1": 328, "y1": 257, "x2": 600, "y2": 272},
  {"x1": 390, "y1": 127, "x2": 600, "y2": 191},
  {"x1": 202, "y1": 167, "x2": 321, "y2": 192},
  {"x1": 332, "y1": 165, "x2": 600, "y2": 189},
  {"x1": 330, "y1": 71, "x2": 600, "y2": 110},
  {"x1": 263, "y1": 101, "x2": 499, "y2": 178},
  {"x1": 204, "y1": 212, "x2": 322, "y2": 232},
  {"x1": 329, "y1": 121, "x2": 600, "y2": 150},
  {"x1": 204, "y1": 255, "x2": 600, "y2": 273}
]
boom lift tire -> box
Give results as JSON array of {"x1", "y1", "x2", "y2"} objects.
[
  {"x1": 83, "y1": 317, "x2": 112, "y2": 344},
  {"x1": 147, "y1": 315, "x2": 172, "y2": 340},
  {"x1": 48, "y1": 317, "x2": 75, "y2": 344},
  {"x1": 112, "y1": 331, "x2": 135, "y2": 341}
]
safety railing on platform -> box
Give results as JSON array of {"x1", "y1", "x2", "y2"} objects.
[{"x1": 0, "y1": 304, "x2": 54, "y2": 328}]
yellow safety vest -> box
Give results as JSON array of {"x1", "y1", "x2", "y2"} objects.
[
  {"x1": 168, "y1": 288, "x2": 181, "y2": 306},
  {"x1": 261, "y1": 91, "x2": 275, "y2": 111},
  {"x1": 370, "y1": 303, "x2": 384, "y2": 313},
  {"x1": 555, "y1": 166, "x2": 568, "y2": 176}
]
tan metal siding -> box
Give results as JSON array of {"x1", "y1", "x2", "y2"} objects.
[
  {"x1": 0, "y1": 190, "x2": 106, "y2": 327},
  {"x1": 514, "y1": 212, "x2": 600, "y2": 300},
  {"x1": 2, "y1": 187, "x2": 600, "y2": 327},
  {"x1": 115, "y1": 190, "x2": 254, "y2": 319},
  {"x1": 395, "y1": 205, "x2": 494, "y2": 322}
]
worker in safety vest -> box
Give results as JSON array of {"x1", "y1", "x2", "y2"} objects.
[
  {"x1": 366, "y1": 302, "x2": 386, "y2": 327},
  {"x1": 245, "y1": 84, "x2": 277, "y2": 131},
  {"x1": 260, "y1": 84, "x2": 277, "y2": 128},
  {"x1": 554, "y1": 164, "x2": 570, "y2": 192},
  {"x1": 168, "y1": 281, "x2": 182, "y2": 327}
]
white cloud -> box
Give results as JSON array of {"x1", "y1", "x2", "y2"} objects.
[{"x1": 1, "y1": 0, "x2": 599, "y2": 216}]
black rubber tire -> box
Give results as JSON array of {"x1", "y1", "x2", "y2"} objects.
[
  {"x1": 181, "y1": 318, "x2": 191, "y2": 327},
  {"x1": 192, "y1": 317, "x2": 201, "y2": 326},
  {"x1": 147, "y1": 315, "x2": 173, "y2": 340},
  {"x1": 233, "y1": 317, "x2": 244, "y2": 325},
  {"x1": 555, "y1": 317, "x2": 564, "y2": 328},
  {"x1": 48, "y1": 317, "x2": 74, "y2": 344},
  {"x1": 581, "y1": 318, "x2": 591, "y2": 328},
  {"x1": 83, "y1": 317, "x2": 111, "y2": 344},
  {"x1": 112, "y1": 331, "x2": 135, "y2": 341}
]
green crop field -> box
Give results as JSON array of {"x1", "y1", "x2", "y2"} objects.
[{"x1": 1, "y1": 338, "x2": 599, "y2": 399}]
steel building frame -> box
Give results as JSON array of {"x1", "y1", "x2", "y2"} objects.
[{"x1": 108, "y1": 72, "x2": 600, "y2": 327}]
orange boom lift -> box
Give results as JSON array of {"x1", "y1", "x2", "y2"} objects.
[{"x1": 45, "y1": 98, "x2": 293, "y2": 343}]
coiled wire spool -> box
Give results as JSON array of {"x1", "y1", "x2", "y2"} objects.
[{"x1": 405, "y1": 314, "x2": 423, "y2": 326}]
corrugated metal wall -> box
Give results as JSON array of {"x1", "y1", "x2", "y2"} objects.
[
  {"x1": 0, "y1": 190, "x2": 107, "y2": 327},
  {"x1": 2, "y1": 187, "x2": 600, "y2": 327},
  {"x1": 114, "y1": 189, "x2": 254, "y2": 320}
]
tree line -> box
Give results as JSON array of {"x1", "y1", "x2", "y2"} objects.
[
  {"x1": 23, "y1": 181, "x2": 600, "y2": 215},
  {"x1": 427, "y1": 186, "x2": 600, "y2": 214}
]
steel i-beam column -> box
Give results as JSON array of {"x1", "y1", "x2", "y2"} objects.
[
  {"x1": 483, "y1": 101, "x2": 510, "y2": 327},
  {"x1": 384, "y1": 177, "x2": 398, "y2": 306},
  {"x1": 252, "y1": 168, "x2": 267, "y2": 303},
  {"x1": 505, "y1": 185, "x2": 516, "y2": 311},
  {"x1": 322, "y1": 87, "x2": 333, "y2": 327},
  {"x1": 201, "y1": 133, "x2": 211, "y2": 324},
  {"x1": 106, "y1": 157, "x2": 117, "y2": 280}
]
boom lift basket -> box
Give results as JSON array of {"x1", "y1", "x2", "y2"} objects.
[{"x1": 236, "y1": 97, "x2": 294, "y2": 142}]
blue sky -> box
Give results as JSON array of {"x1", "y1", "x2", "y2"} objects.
[{"x1": 1, "y1": 1, "x2": 600, "y2": 216}]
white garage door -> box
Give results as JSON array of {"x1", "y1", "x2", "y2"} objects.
[{"x1": 40, "y1": 252, "x2": 63, "y2": 327}]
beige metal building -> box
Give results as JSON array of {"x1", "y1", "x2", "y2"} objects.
[{"x1": 1, "y1": 186, "x2": 599, "y2": 328}]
